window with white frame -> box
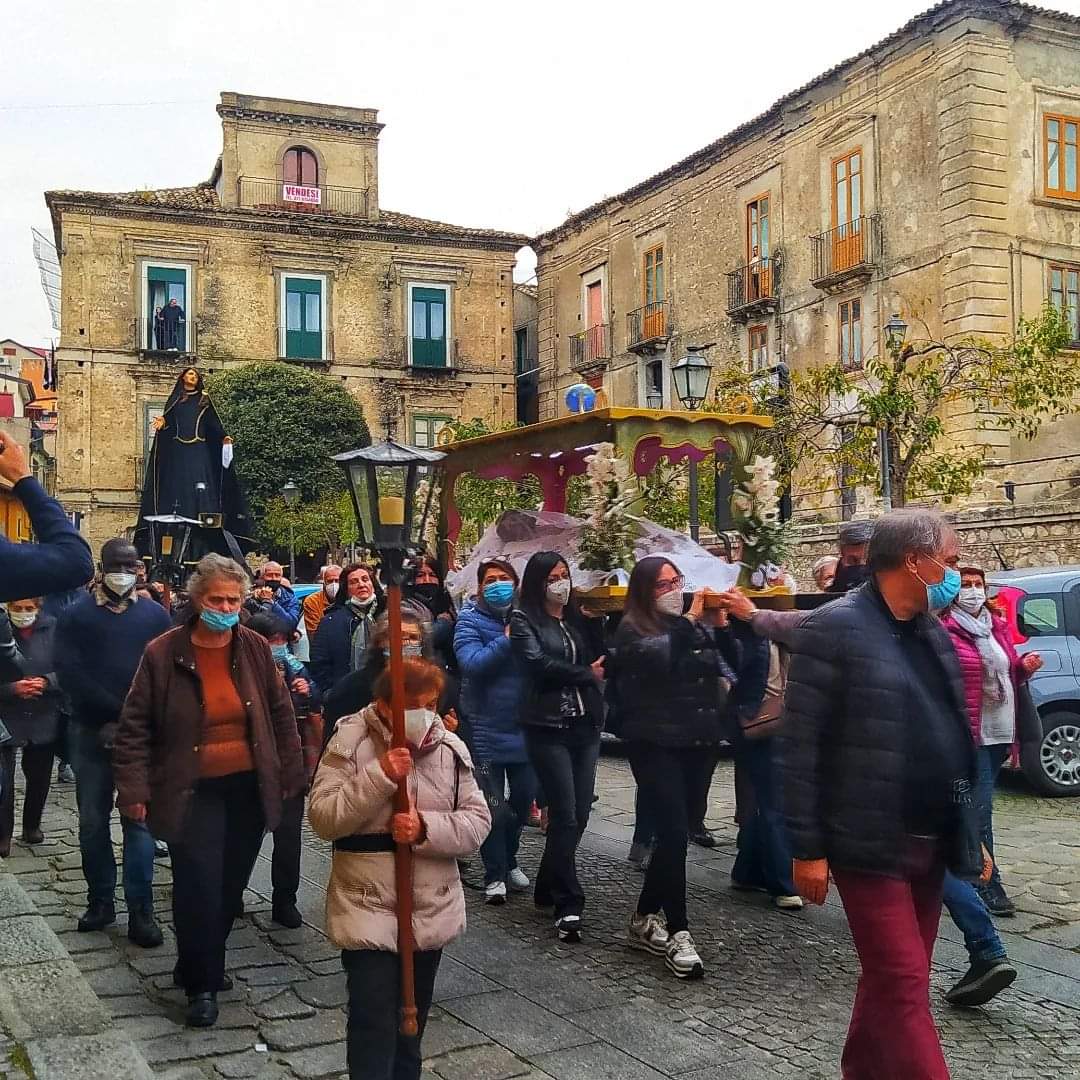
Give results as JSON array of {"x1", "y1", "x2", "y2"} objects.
[
  {"x1": 143, "y1": 262, "x2": 191, "y2": 351},
  {"x1": 280, "y1": 273, "x2": 327, "y2": 361},
  {"x1": 408, "y1": 284, "x2": 450, "y2": 368}
]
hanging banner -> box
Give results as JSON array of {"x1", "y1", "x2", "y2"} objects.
[{"x1": 283, "y1": 184, "x2": 321, "y2": 206}]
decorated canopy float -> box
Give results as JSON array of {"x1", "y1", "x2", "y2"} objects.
[{"x1": 436, "y1": 406, "x2": 804, "y2": 606}]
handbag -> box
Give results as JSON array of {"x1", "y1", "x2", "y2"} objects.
[
  {"x1": 739, "y1": 643, "x2": 789, "y2": 740},
  {"x1": 1016, "y1": 681, "x2": 1042, "y2": 753}
]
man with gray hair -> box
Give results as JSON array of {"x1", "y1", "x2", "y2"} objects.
[
  {"x1": 778, "y1": 508, "x2": 984, "y2": 1078},
  {"x1": 303, "y1": 564, "x2": 341, "y2": 636},
  {"x1": 826, "y1": 519, "x2": 873, "y2": 593}
]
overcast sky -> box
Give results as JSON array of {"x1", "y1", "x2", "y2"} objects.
[{"x1": 5, "y1": 0, "x2": 1079, "y2": 347}]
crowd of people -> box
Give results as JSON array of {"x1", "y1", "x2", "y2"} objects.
[{"x1": 0, "y1": 430, "x2": 1042, "y2": 1080}]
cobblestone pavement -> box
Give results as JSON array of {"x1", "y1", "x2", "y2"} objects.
[{"x1": 1, "y1": 752, "x2": 1079, "y2": 1079}]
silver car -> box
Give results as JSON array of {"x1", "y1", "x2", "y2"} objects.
[{"x1": 988, "y1": 567, "x2": 1080, "y2": 796}]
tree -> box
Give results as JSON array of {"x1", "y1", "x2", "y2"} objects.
[
  {"x1": 206, "y1": 362, "x2": 370, "y2": 529},
  {"x1": 261, "y1": 491, "x2": 359, "y2": 563},
  {"x1": 711, "y1": 303, "x2": 1075, "y2": 508}
]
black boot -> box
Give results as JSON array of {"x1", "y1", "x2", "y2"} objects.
[
  {"x1": 185, "y1": 992, "x2": 219, "y2": 1028},
  {"x1": 127, "y1": 904, "x2": 163, "y2": 948},
  {"x1": 77, "y1": 899, "x2": 116, "y2": 932},
  {"x1": 272, "y1": 900, "x2": 303, "y2": 929}
]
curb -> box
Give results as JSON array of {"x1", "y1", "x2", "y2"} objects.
[{"x1": 0, "y1": 873, "x2": 155, "y2": 1080}]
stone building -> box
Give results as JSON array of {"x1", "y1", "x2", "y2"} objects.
[
  {"x1": 513, "y1": 283, "x2": 539, "y2": 425},
  {"x1": 45, "y1": 92, "x2": 526, "y2": 550},
  {"x1": 532, "y1": 0, "x2": 1080, "y2": 521}
]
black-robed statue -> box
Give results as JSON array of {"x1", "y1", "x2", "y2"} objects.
[{"x1": 135, "y1": 366, "x2": 255, "y2": 564}]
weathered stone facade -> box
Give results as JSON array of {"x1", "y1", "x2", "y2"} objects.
[
  {"x1": 46, "y1": 93, "x2": 526, "y2": 551},
  {"x1": 533, "y1": 0, "x2": 1080, "y2": 520}
]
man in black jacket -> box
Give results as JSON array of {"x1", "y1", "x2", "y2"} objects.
[{"x1": 778, "y1": 509, "x2": 981, "y2": 1080}]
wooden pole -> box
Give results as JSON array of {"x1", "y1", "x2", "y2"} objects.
[{"x1": 386, "y1": 577, "x2": 418, "y2": 1037}]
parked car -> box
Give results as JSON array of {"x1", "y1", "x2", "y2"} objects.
[
  {"x1": 989, "y1": 566, "x2": 1080, "y2": 796},
  {"x1": 290, "y1": 582, "x2": 321, "y2": 663}
]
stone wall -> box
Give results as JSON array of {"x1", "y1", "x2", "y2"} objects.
[{"x1": 788, "y1": 500, "x2": 1080, "y2": 588}]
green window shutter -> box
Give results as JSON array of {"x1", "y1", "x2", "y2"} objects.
[
  {"x1": 411, "y1": 287, "x2": 448, "y2": 368},
  {"x1": 148, "y1": 266, "x2": 187, "y2": 285},
  {"x1": 284, "y1": 277, "x2": 322, "y2": 360}
]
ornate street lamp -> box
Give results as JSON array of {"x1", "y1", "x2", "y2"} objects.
[
  {"x1": 332, "y1": 438, "x2": 445, "y2": 1037},
  {"x1": 281, "y1": 479, "x2": 301, "y2": 582},
  {"x1": 884, "y1": 312, "x2": 909, "y2": 356},
  {"x1": 672, "y1": 344, "x2": 713, "y2": 411},
  {"x1": 672, "y1": 344, "x2": 714, "y2": 540}
]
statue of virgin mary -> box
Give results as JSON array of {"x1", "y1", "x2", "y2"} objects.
[{"x1": 136, "y1": 366, "x2": 254, "y2": 560}]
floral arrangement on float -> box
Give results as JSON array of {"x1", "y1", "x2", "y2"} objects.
[
  {"x1": 576, "y1": 442, "x2": 636, "y2": 576},
  {"x1": 730, "y1": 454, "x2": 795, "y2": 594}
]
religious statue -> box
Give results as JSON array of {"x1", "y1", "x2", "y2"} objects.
[{"x1": 136, "y1": 367, "x2": 254, "y2": 563}]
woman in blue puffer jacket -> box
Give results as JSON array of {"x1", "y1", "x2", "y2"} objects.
[{"x1": 454, "y1": 557, "x2": 536, "y2": 905}]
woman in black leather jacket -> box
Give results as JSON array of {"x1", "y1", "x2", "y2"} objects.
[
  {"x1": 608, "y1": 556, "x2": 740, "y2": 980},
  {"x1": 509, "y1": 551, "x2": 604, "y2": 943}
]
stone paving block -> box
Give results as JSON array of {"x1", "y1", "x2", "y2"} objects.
[
  {"x1": 54, "y1": 928, "x2": 114, "y2": 954},
  {"x1": 0, "y1": 914, "x2": 67, "y2": 965},
  {"x1": 226, "y1": 944, "x2": 288, "y2": 972},
  {"x1": 74, "y1": 948, "x2": 120, "y2": 972},
  {"x1": 441, "y1": 992, "x2": 592, "y2": 1058},
  {"x1": 0, "y1": 957, "x2": 111, "y2": 1038},
  {"x1": 432, "y1": 957, "x2": 501, "y2": 1003},
  {"x1": 85, "y1": 963, "x2": 145, "y2": 997},
  {"x1": 260, "y1": 1007, "x2": 347, "y2": 1051},
  {"x1": 214, "y1": 1050, "x2": 293, "y2": 1078},
  {"x1": 24, "y1": 1029, "x2": 156, "y2": 1080},
  {"x1": 422, "y1": 1012, "x2": 494, "y2": 1058},
  {"x1": 157, "y1": 1068, "x2": 212, "y2": 1080},
  {"x1": 305, "y1": 957, "x2": 343, "y2": 976},
  {"x1": 571, "y1": 1001, "x2": 735, "y2": 1073},
  {"x1": 529, "y1": 1041, "x2": 664, "y2": 1080},
  {"x1": 280, "y1": 1041, "x2": 348, "y2": 1079},
  {"x1": 107, "y1": 994, "x2": 159, "y2": 1019},
  {"x1": 236, "y1": 963, "x2": 303, "y2": 987},
  {"x1": 140, "y1": 1027, "x2": 254, "y2": 1066},
  {"x1": 128, "y1": 949, "x2": 181, "y2": 976},
  {"x1": 267, "y1": 925, "x2": 319, "y2": 947},
  {"x1": 282, "y1": 939, "x2": 340, "y2": 964},
  {"x1": 293, "y1": 973, "x2": 348, "y2": 1009},
  {"x1": 0, "y1": 874, "x2": 36, "y2": 917},
  {"x1": 253, "y1": 989, "x2": 316, "y2": 1021},
  {"x1": 428, "y1": 1041, "x2": 538, "y2": 1080},
  {"x1": 121, "y1": 1014, "x2": 184, "y2": 1042}
]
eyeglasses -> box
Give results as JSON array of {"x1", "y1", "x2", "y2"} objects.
[{"x1": 654, "y1": 576, "x2": 685, "y2": 596}]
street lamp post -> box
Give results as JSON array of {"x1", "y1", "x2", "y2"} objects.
[
  {"x1": 672, "y1": 344, "x2": 714, "y2": 542},
  {"x1": 881, "y1": 313, "x2": 909, "y2": 512},
  {"x1": 281, "y1": 480, "x2": 301, "y2": 582},
  {"x1": 143, "y1": 505, "x2": 201, "y2": 610},
  {"x1": 332, "y1": 438, "x2": 445, "y2": 1037}
]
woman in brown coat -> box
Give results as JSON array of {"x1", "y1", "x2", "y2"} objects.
[{"x1": 114, "y1": 554, "x2": 304, "y2": 1030}]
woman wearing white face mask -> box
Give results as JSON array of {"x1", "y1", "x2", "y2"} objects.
[
  {"x1": 309, "y1": 657, "x2": 490, "y2": 1080},
  {"x1": 0, "y1": 597, "x2": 62, "y2": 856},
  {"x1": 941, "y1": 562, "x2": 1043, "y2": 917},
  {"x1": 509, "y1": 551, "x2": 605, "y2": 942}
]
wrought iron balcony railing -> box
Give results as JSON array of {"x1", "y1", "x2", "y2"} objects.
[
  {"x1": 627, "y1": 301, "x2": 670, "y2": 350},
  {"x1": 239, "y1": 178, "x2": 371, "y2": 217},
  {"x1": 810, "y1": 215, "x2": 881, "y2": 289},
  {"x1": 726, "y1": 257, "x2": 780, "y2": 318},
  {"x1": 570, "y1": 324, "x2": 611, "y2": 370}
]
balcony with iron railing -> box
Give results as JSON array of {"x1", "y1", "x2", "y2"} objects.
[
  {"x1": 627, "y1": 301, "x2": 670, "y2": 352},
  {"x1": 570, "y1": 324, "x2": 611, "y2": 377},
  {"x1": 726, "y1": 257, "x2": 780, "y2": 320},
  {"x1": 238, "y1": 178, "x2": 371, "y2": 217},
  {"x1": 810, "y1": 215, "x2": 881, "y2": 292},
  {"x1": 140, "y1": 317, "x2": 197, "y2": 357}
]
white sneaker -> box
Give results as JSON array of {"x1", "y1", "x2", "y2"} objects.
[
  {"x1": 508, "y1": 868, "x2": 530, "y2": 891},
  {"x1": 628, "y1": 912, "x2": 669, "y2": 956},
  {"x1": 555, "y1": 915, "x2": 582, "y2": 942},
  {"x1": 774, "y1": 894, "x2": 804, "y2": 912},
  {"x1": 485, "y1": 881, "x2": 507, "y2": 905},
  {"x1": 665, "y1": 930, "x2": 704, "y2": 979}
]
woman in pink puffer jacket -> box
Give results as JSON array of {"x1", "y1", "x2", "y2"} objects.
[{"x1": 309, "y1": 658, "x2": 490, "y2": 1080}]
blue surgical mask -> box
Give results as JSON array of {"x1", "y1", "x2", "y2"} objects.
[
  {"x1": 270, "y1": 644, "x2": 290, "y2": 663},
  {"x1": 919, "y1": 559, "x2": 961, "y2": 612},
  {"x1": 483, "y1": 581, "x2": 514, "y2": 608},
  {"x1": 200, "y1": 609, "x2": 240, "y2": 632}
]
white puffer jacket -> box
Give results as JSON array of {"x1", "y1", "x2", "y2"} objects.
[{"x1": 308, "y1": 704, "x2": 490, "y2": 953}]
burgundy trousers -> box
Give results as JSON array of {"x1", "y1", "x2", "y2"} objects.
[{"x1": 833, "y1": 853, "x2": 950, "y2": 1080}]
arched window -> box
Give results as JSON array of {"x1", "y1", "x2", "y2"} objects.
[{"x1": 283, "y1": 146, "x2": 318, "y2": 187}]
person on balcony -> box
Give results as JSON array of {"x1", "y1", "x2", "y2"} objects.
[{"x1": 161, "y1": 297, "x2": 186, "y2": 350}]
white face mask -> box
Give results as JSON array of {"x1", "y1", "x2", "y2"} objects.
[
  {"x1": 104, "y1": 572, "x2": 137, "y2": 597},
  {"x1": 656, "y1": 590, "x2": 686, "y2": 617},
  {"x1": 404, "y1": 707, "x2": 438, "y2": 747},
  {"x1": 546, "y1": 579, "x2": 572, "y2": 607},
  {"x1": 9, "y1": 611, "x2": 37, "y2": 629},
  {"x1": 324, "y1": 582, "x2": 339, "y2": 600},
  {"x1": 956, "y1": 586, "x2": 986, "y2": 615}
]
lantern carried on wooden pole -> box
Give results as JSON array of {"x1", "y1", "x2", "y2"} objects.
[{"x1": 332, "y1": 438, "x2": 445, "y2": 1037}]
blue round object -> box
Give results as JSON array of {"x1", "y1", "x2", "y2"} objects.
[{"x1": 565, "y1": 383, "x2": 597, "y2": 413}]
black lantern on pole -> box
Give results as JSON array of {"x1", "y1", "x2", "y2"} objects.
[
  {"x1": 884, "y1": 312, "x2": 908, "y2": 356},
  {"x1": 143, "y1": 507, "x2": 200, "y2": 592},
  {"x1": 672, "y1": 344, "x2": 713, "y2": 411},
  {"x1": 332, "y1": 436, "x2": 447, "y2": 1039}
]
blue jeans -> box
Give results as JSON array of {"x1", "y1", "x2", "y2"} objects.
[
  {"x1": 977, "y1": 744, "x2": 1009, "y2": 887},
  {"x1": 69, "y1": 721, "x2": 155, "y2": 908},
  {"x1": 942, "y1": 871, "x2": 1006, "y2": 962},
  {"x1": 478, "y1": 761, "x2": 536, "y2": 885},
  {"x1": 732, "y1": 737, "x2": 797, "y2": 896}
]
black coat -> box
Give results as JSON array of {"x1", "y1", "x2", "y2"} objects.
[
  {"x1": 778, "y1": 581, "x2": 978, "y2": 877},
  {"x1": 610, "y1": 616, "x2": 739, "y2": 747},
  {"x1": 309, "y1": 603, "x2": 378, "y2": 695},
  {"x1": 0, "y1": 615, "x2": 63, "y2": 746},
  {"x1": 509, "y1": 608, "x2": 603, "y2": 731}
]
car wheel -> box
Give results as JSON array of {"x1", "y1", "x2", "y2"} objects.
[{"x1": 1021, "y1": 711, "x2": 1080, "y2": 797}]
